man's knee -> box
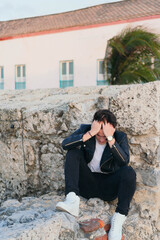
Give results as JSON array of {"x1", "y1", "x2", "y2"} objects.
[{"x1": 120, "y1": 166, "x2": 136, "y2": 182}]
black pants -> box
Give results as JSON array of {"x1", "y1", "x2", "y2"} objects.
[{"x1": 65, "y1": 148, "x2": 136, "y2": 216}]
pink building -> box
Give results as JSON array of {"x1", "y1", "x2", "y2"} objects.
[{"x1": 0, "y1": 0, "x2": 160, "y2": 89}]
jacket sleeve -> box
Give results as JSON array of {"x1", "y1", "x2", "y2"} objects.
[
  {"x1": 62, "y1": 125, "x2": 89, "y2": 150},
  {"x1": 110, "y1": 133, "x2": 129, "y2": 166}
]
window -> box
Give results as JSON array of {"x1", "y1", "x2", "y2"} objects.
[
  {"x1": 97, "y1": 60, "x2": 108, "y2": 86},
  {"x1": 0, "y1": 66, "x2": 4, "y2": 89},
  {"x1": 60, "y1": 61, "x2": 74, "y2": 88},
  {"x1": 15, "y1": 65, "x2": 26, "y2": 89}
]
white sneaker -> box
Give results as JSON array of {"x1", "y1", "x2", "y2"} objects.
[
  {"x1": 56, "y1": 192, "x2": 80, "y2": 217},
  {"x1": 108, "y1": 212, "x2": 126, "y2": 240}
]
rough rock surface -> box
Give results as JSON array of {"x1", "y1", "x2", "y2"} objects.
[
  {"x1": 0, "y1": 82, "x2": 159, "y2": 239},
  {"x1": 0, "y1": 194, "x2": 111, "y2": 240}
]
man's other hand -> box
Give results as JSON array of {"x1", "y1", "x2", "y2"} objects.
[
  {"x1": 102, "y1": 122, "x2": 115, "y2": 137},
  {"x1": 90, "y1": 120, "x2": 102, "y2": 136}
]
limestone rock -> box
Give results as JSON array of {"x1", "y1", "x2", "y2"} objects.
[{"x1": 0, "y1": 82, "x2": 159, "y2": 239}]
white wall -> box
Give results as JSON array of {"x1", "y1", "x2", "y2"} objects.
[{"x1": 0, "y1": 17, "x2": 160, "y2": 90}]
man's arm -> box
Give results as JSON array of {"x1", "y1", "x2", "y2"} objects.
[
  {"x1": 62, "y1": 121, "x2": 102, "y2": 150},
  {"x1": 102, "y1": 122, "x2": 129, "y2": 166},
  {"x1": 62, "y1": 124, "x2": 91, "y2": 150},
  {"x1": 111, "y1": 134, "x2": 129, "y2": 166}
]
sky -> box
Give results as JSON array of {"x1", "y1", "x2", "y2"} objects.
[{"x1": 0, "y1": 0, "x2": 121, "y2": 21}]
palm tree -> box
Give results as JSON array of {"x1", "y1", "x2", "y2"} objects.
[{"x1": 104, "y1": 27, "x2": 160, "y2": 85}]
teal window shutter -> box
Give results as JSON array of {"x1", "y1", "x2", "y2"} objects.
[
  {"x1": 62, "y1": 62, "x2": 66, "y2": 75},
  {"x1": 69, "y1": 61, "x2": 73, "y2": 74},
  {"x1": 0, "y1": 67, "x2": 4, "y2": 89},
  {"x1": 23, "y1": 65, "x2": 26, "y2": 77},
  {"x1": 60, "y1": 60, "x2": 74, "y2": 88},
  {"x1": 97, "y1": 59, "x2": 108, "y2": 86},
  {"x1": 15, "y1": 65, "x2": 26, "y2": 90},
  {"x1": 1, "y1": 67, "x2": 4, "y2": 79},
  {"x1": 99, "y1": 60, "x2": 104, "y2": 74},
  {"x1": 17, "y1": 66, "x2": 21, "y2": 77}
]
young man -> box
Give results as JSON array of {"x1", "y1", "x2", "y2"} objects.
[{"x1": 56, "y1": 109, "x2": 136, "y2": 240}]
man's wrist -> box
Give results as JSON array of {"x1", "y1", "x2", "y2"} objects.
[
  {"x1": 106, "y1": 135, "x2": 114, "y2": 141},
  {"x1": 88, "y1": 131, "x2": 92, "y2": 137},
  {"x1": 90, "y1": 130, "x2": 97, "y2": 136},
  {"x1": 108, "y1": 138, "x2": 115, "y2": 147},
  {"x1": 83, "y1": 130, "x2": 94, "y2": 142}
]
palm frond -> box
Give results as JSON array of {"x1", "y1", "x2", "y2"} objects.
[{"x1": 105, "y1": 26, "x2": 160, "y2": 84}]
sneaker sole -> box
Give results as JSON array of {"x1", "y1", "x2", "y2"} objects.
[{"x1": 56, "y1": 205, "x2": 79, "y2": 217}]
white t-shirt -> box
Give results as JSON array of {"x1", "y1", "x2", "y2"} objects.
[{"x1": 88, "y1": 139, "x2": 106, "y2": 173}]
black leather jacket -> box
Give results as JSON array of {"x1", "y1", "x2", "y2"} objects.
[{"x1": 62, "y1": 124, "x2": 129, "y2": 174}]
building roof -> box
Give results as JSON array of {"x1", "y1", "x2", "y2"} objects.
[{"x1": 0, "y1": 0, "x2": 160, "y2": 40}]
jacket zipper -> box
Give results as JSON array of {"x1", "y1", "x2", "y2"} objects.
[
  {"x1": 100, "y1": 157, "x2": 113, "y2": 168},
  {"x1": 65, "y1": 138, "x2": 83, "y2": 146},
  {"x1": 113, "y1": 144, "x2": 125, "y2": 162}
]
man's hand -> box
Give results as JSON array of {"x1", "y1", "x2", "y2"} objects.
[
  {"x1": 90, "y1": 120, "x2": 102, "y2": 136},
  {"x1": 82, "y1": 120, "x2": 101, "y2": 142},
  {"x1": 102, "y1": 122, "x2": 115, "y2": 137},
  {"x1": 102, "y1": 122, "x2": 115, "y2": 147}
]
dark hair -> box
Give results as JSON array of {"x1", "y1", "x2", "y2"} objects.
[{"x1": 93, "y1": 109, "x2": 117, "y2": 128}]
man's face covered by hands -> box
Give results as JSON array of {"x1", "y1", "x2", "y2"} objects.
[
  {"x1": 96, "y1": 128, "x2": 107, "y2": 145},
  {"x1": 91, "y1": 120, "x2": 116, "y2": 145}
]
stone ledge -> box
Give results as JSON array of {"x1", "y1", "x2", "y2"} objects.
[
  {"x1": 0, "y1": 193, "x2": 140, "y2": 240},
  {"x1": 0, "y1": 81, "x2": 159, "y2": 239}
]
